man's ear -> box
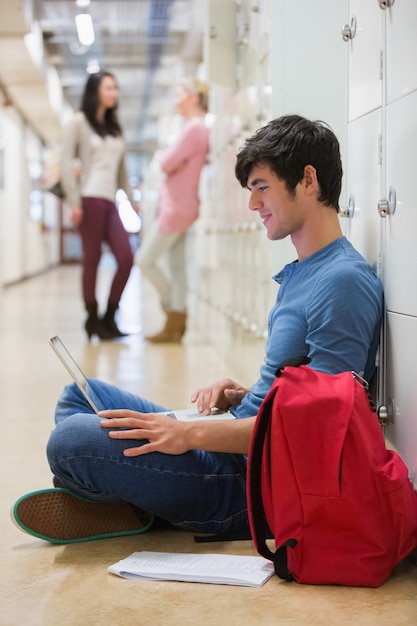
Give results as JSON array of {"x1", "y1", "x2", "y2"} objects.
[{"x1": 302, "y1": 164, "x2": 319, "y2": 195}]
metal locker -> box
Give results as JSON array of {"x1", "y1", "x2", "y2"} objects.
[
  {"x1": 345, "y1": 0, "x2": 383, "y2": 122},
  {"x1": 344, "y1": 108, "x2": 382, "y2": 266},
  {"x1": 386, "y1": 0, "x2": 417, "y2": 103},
  {"x1": 384, "y1": 90, "x2": 417, "y2": 317},
  {"x1": 385, "y1": 311, "x2": 417, "y2": 484}
]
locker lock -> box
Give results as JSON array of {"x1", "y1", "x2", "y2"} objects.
[
  {"x1": 341, "y1": 16, "x2": 357, "y2": 42},
  {"x1": 377, "y1": 187, "x2": 397, "y2": 218},
  {"x1": 377, "y1": 397, "x2": 396, "y2": 426},
  {"x1": 378, "y1": 0, "x2": 395, "y2": 9},
  {"x1": 340, "y1": 193, "x2": 355, "y2": 218}
]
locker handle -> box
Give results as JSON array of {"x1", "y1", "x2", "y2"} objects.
[
  {"x1": 340, "y1": 193, "x2": 355, "y2": 218},
  {"x1": 377, "y1": 397, "x2": 396, "y2": 426},
  {"x1": 341, "y1": 16, "x2": 357, "y2": 42},
  {"x1": 378, "y1": 0, "x2": 395, "y2": 9},
  {"x1": 377, "y1": 187, "x2": 396, "y2": 218}
]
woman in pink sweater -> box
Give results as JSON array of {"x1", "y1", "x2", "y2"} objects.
[{"x1": 136, "y1": 78, "x2": 210, "y2": 342}]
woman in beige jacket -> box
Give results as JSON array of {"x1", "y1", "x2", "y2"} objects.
[{"x1": 61, "y1": 70, "x2": 140, "y2": 339}]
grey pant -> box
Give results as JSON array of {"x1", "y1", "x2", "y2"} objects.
[{"x1": 135, "y1": 220, "x2": 187, "y2": 312}]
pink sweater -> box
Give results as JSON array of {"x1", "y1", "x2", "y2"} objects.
[{"x1": 157, "y1": 117, "x2": 209, "y2": 233}]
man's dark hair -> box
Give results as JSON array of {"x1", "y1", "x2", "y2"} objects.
[
  {"x1": 235, "y1": 115, "x2": 343, "y2": 211},
  {"x1": 80, "y1": 70, "x2": 122, "y2": 137}
]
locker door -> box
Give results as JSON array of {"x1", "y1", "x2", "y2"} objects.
[
  {"x1": 385, "y1": 311, "x2": 417, "y2": 484},
  {"x1": 344, "y1": 109, "x2": 381, "y2": 266},
  {"x1": 380, "y1": 0, "x2": 417, "y2": 490},
  {"x1": 347, "y1": 0, "x2": 383, "y2": 121},
  {"x1": 383, "y1": 91, "x2": 417, "y2": 316},
  {"x1": 386, "y1": 0, "x2": 417, "y2": 103},
  {"x1": 204, "y1": 0, "x2": 236, "y2": 88}
]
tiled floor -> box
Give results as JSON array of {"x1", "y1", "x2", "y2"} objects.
[{"x1": 1, "y1": 258, "x2": 417, "y2": 626}]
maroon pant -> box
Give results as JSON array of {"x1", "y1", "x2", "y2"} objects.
[{"x1": 79, "y1": 197, "x2": 133, "y2": 306}]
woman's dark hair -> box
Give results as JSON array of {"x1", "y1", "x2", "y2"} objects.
[
  {"x1": 80, "y1": 70, "x2": 122, "y2": 137},
  {"x1": 235, "y1": 115, "x2": 343, "y2": 211}
]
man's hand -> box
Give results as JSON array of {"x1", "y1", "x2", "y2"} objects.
[
  {"x1": 100, "y1": 409, "x2": 256, "y2": 457},
  {"x1": 100, "y1": 410, "x2": 189, "y2": 457},
  {"x1": 190, "y1": 378, "x2": 248, "y2": 415}
]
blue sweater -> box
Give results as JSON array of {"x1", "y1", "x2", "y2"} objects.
[{"x1": 232, "y1": 237, "x2": 383, "y2": 419}]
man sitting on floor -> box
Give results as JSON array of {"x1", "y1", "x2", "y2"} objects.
[{"x1": 12, "y1": 114, "x2": 383, "y2": 543}]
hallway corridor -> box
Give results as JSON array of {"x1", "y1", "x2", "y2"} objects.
[{"x1": 1, "y1": 260, "x2": 417, "y2": 625}]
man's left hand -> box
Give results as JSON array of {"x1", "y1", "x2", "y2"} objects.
[{"x1": 99, "y1": 410, "x2": 189, "y2": 457}]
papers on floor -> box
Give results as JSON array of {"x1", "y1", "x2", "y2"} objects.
[{"x1": 108, "y1": 551, "x2": 275, "y2": 587}]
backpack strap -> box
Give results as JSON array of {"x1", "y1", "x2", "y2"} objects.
[
  {"x1": 193, "y1": 528, "x2": 252, "y2": 543},
  {"x1": 273, "y1": 539, "x2": 297, "y2": 581},
  {"x1": 248, "y1": 390, "x2": 297, "y2": 581},
  {"x1": 248, "y1": 355, "x2": 310, "y2": 581},
  {"x1": 275, "y1": 355, "x2": 311, "y2": 377},
  {"x1": 248, "y1": 390, "x2": 276, "y2": 561}
]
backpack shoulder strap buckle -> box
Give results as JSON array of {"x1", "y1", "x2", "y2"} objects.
[{"x1": 351, "y1": 371, "x2": 369, "y2": 390}]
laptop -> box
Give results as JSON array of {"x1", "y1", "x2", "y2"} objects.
[
  {"x1": 49, "y1": 335, "x2": 235, "y2": 422},
  {"x1": 49, "y1": 335, "x2": 105, "y2": 414}
]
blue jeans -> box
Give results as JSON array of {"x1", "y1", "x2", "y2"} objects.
[{"x1": 47, "y1": 379, "x2": 249, "y2": 534}]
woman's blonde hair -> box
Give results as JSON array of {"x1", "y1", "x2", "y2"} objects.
[{"x1": 179, "y1": 77, "x2": 209, "y2": 112}]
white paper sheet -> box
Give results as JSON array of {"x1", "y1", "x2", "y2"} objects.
[{"x1": 108, "y1": 551, "x2": 275, "y2": 587}]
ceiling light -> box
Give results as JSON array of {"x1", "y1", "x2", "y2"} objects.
[
  {"x1": 76, "y1": 0, "x2": 91, "y2": 7},
  {"x1": 75, "y1": 14, "x2": 95, "y2": 47},
  {"x1": 87, "y1": 60, "x2": 100, "y2": 74}
]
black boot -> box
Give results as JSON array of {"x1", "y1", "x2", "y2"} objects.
[
  {"x1": 103, "y1": 303, "x2": 128, "y2": 338},
  {"x1": 84, "y1": 302, "x2": 115, "y2": 340}
]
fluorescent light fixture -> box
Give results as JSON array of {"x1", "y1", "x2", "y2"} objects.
[
  {"x1": 87, "y1": 60, "x2": 100, "y2": 74},
  {"x1": 76, "y1": 0, "x2": 91, "y2": 7},
  {"x1": 75, "y1": 13, "x2": 95, "y2": 47}
]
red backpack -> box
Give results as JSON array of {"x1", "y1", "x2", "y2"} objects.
[{"x1": 247, "y1": 360, "x2": 417, "y2": 587}]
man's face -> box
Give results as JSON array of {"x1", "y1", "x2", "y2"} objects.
[{"x1": 247, "y1": 164, "x2": 303, "y2": 241}]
